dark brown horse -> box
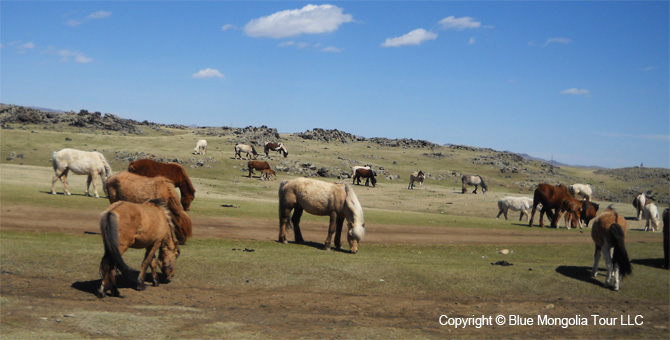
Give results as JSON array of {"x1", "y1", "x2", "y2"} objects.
[
  {"x1": 128, "y1": 159, "x2": 196, "y2": 211},
  {"x1": 580, "y1": 201, "x2": 600, "y2": 228},
  {"x1": 264, "y1": 142, "x2": 288, "y2": 158},
  {"x1": 247, "y1": 160, "x2": 272, "y2": 178},
  {"x1": 353, "y1": 168, "x2": 377, "y2": 187},
  {"x1": 529, "y1": 184, "x2": 580, "y2": 228}
]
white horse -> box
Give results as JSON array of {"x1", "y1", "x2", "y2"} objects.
[
  {"x1": 633, "y1": 193, "x2": 649, "y2": 221},
  {"x1": 193, "y1": 139, "x2": 207, "y2": 155},
  {"x1": 408, "y1": 171, "x2": 425, "y2": 190},
  {"x1": 643, "y1": 203, "x2": 660, "y2": 232},
  {"x1": 569, "y1": 183, "x2": 593, "y2": 201},
  {"x1": 496, "y1": 196, "x2": 534, "y2": 221},
  {"x1": 234, "y1": 144, "x2": 258, "y2": 160},
  {"x1": 51, "y1": 148, "x2": 112, "y2": 198}
]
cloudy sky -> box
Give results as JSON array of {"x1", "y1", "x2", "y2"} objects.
[{"x1": 2, "y1": 1, "x2": 668, "y2": 168}]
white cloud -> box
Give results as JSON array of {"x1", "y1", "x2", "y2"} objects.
[
  {"x1": 12, "y1": 41, "x2": 35, "y2": 54},
  {"x1": 57, "y1": 49, "x2": 93, "y2": 63},
  {"x1": 469, "y1": 37, "x2": 476, "y2": 45},
  {"x1": 193, "y1": 68, "x2": 225, "y2": 79},
  {"x1": 640, "y1": 66, "x2": 656, "y2": 72},
  {"x1": 87, "y1": 10, "x2": 112, "y2": 19},
  {"x1": 561, "y1": 88, "x2": 590, "y2": 96},
  {"x1": 244, "y1": 4, "x2": 353, "y2": 39},
  {"x1": 322, "y1": 46, "x2": 342, "y2": 53},
  {"x1": 221, "y1": 24, "x2": 236, "y2": 32},
  {"x1": 66, "y1": 10, "x2": 111, "y2": 26},
  {"x1": 543, "y1": 37, "x2": 572, "y2": 47},
  {"x1": 66, "y1": 19, "x2": 83, "y2": 27},
  {"x1": 439, "y1": 16, "x2": 482, "y2": 30},
  {"x1": 382, "y1": 28, "x2": 437, "y2": 47}
]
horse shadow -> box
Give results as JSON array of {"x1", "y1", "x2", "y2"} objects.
[
  {"x1": 282, "y1": 240, "x2": 352, "y2": 253},
  {"x1": 555, "y1": 265, "x2": 603, "y2": 287},
  {"x1": 631, "y1": 258, "x2": 666, "y2": 270},
  {"x1": 41, "y1": 190, "x2": 106, "y2": 199}
]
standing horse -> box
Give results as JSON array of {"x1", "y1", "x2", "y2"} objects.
[
  {"x1": 461, "y1": 175, "x2": 487, "y2": 194},
  {"x1": 97, "y1": 199, "x2": 179, "y2": 298},
  {"x1": 264, "y1": 142, "x2": 288, "y2": 158},
  {"x1": 51, "y1": 148, "x2": 112, "y2": 198},
  {"x1": 234, "y1": 143, "x2": 258, "y2": 160},
  {"x1": 247, "y1": 160, "x2": 273, "y2": 178},
  {"x1": 408, "y1": 171, "x2": 425, "y2": 190},
  {"x1": 642, "y1": 203, "x2": 660, "y2": 232},
  {"x1": 353, "y1": 168, "x2": 377, "y2": 187},
  {"x1": 193, "y1": 139, "x2": 207, "y2": 155},
  {"x1": 496, "y1": 196, "x2": 534, "y2": 221},
  {"x1": 580, "y1": 201, "x2": 600, "y2": 228},
  {"x1": 633, "y1": 193, "x2": 651, "y2": 221},
  {"x1": 528, "y1": 183, "x2": 580, "y2": 228},
  {"x1": 128, "y1": 159, "x2": 196, "y2": 211},
  {"x1": 106, "y1": 171, "x2": 193, "y2": 244},
  {"x1": 591, "y1": 206, "x2": 632, "y2": 291},
  {"x1": 569, "y1": 183, "x2": 593, "y2": 201},
  {"x1": 278, "y1": 178, "x2": 365, "y2": 253}
]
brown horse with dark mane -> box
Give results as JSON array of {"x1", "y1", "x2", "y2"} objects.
[
  {"x1": 529, "y1": 183, "x2": 581, "y2": 228},
  {"x1": 128, "y1": 159, "x2": 196, "y2": 211},
  {"x1": 247, "y1": 160, "x2": 273, "y2": 178},
  {"x1": 353, "y1": 168, "x2": 377, "y2": 187}
]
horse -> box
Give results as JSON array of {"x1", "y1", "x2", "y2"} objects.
[
  {"x1": 559, "y1": 197, "x2": 584, "y2": 229},
  {"x1": 353, "y1": 168, "x2": 377, "y2": 187},
  {"x1": 496, "y1": 196, "x2": 534, "y2": 221},
  {"x1": 633, "y1": 193, "x2": 651, "y2": 221},
  {"x1": 51, "y1": 148, "x2": 112, "y2": 198},
  {"x1": 260, "y1": 168, "x2": 276, "y2": 181},
  {"x1": 663, "y1": 208, "x2": 669, "y2": 269},
  {"x1": 580, "y1": 201, "x2": 600, "y2": 228},
  {"x1": 234, "y1": 143, "x2": 258, "y2": 160},
  {"x1": 278, "y1": 177, "x2": 365, "y2": 253},
  {"x1": 97, "y1": 199, "x2": 179, "y2": 298},
  {"x1": 105, "y1": 171, "x2": 193, "y2": 244},
  {"x1": 264, "y1": 142, "x2": 288, "y2": 158},
  {"x1": 591, "y1": 206, "x2": 632, "y2": 291},
  {"x1": 461, "y1": 175, "x2": 487, "y2": 194},
  {"x1": 128, "y1": 159, "x2": 196, "y2": 211},
  {"x1": 642, "y1": 203, "x2": 660, "y2": 232},
  {"x1": 528, "y1": 183, "x2": 580, "y2": 228},
  {"x1": 408, "y1": 171, "x2": 425, "y2": 190},
  {"x1": 193, "y1": 139, "x2": 207, "y2": 155},
  {"x1": 247, "y1": 160, "x2": 272, "y2": 178},
  {"x1": 569, "y1": 183, "x2": 593, "y2": 201}
]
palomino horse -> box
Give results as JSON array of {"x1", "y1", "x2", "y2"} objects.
[
  {"x1": 51, "y1": 148, "x2": 112, "y2": 198},
  {"x1": 278, "y1": 178, "x2": 365, "y2": 253},
  {"x1": 97, "y1": 199, "x2": 179, "y2": 298},
  {"x1": 633, "y1": 193, "x2": 651, "y2": 221},
  {"x1": 353, "y1": 168, "x2": 377, "y2": 187},
  {"x1": 529, "y1": 184, "x2": 581, "y2": 228},
  {"x1": 264, "y1": 142, "x2": 288, "y2": 158},
  {"x1": 496, "y1": 196, "x2": 534, "y2": 221},
  {"x1": 106, "y1": 171, "x2": 193, "y2": 244},
  {"x1": 591, "y1": 206, "x2": 632, "y2": 291},
  {"x1": 408, "y1": 171, "x2": 425, "y2": 189},
  {"x1": 128, "y1": 159, "x2": 196, "y2": 211},
  {"x1": 461, "y1": 175, "x2": 487, "y2": 194},
  {"x1": 247, "y1": 160, "x2": 272, "y2": 178},
  {"x1": 193, "y1": 139, "x2": 207, "y2": 155},
  {"x1": 569, "y1": 183, "x2": 593, "y2": 201},
  {"x1": 234, "y1": 143, "x2": 258, "y2": 160}
]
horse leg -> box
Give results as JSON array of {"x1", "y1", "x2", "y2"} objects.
[
  {"x1": 137, "y1": 244, "x2": 160, "y2": 291},
  {"x1": 552, "y1": 209, "x2": 564, "y2": 229},
  {"x1": 150, "y1": 257, "x2": 160, "y2": 287},
  {"x1": 591, "y1": 245, "x2": 601, "y2": 278},
  {"x1": 528, "y1": 204, "x2": 538, "y2": 227},
  {"x1": 602, "y1": 243, "x2": 614, "y2": 288},
  {"x1": 51, "y1": 168, "x2": 67, "y2": 195},
  {"x1": 291, "y1": 207, "x2": 305, "y2": 243},
  {"x1": 472, "y1": 185, "x2": 478, "y2": 194},
  {"x1": 97, "y1": 253, "x2": 118, "y2": 298},
  {"x1": 323, "y1": 212, "x2": 337, "y2": 251},
  {"x1": 91, "y1": 173, "x2": 100, "y2": 198},
  {"x1": 496, "y1": 209, "x2": 504, "y2": 219},
  {"x1": 334, "y1": 215, "x2": 345, "y2": 250},
  {"x1": 278, "y1": 207, "x2": 292, "y2": 244},
  {"x1": 538, "y1": 208, "x2": 546, "y2": 228}
]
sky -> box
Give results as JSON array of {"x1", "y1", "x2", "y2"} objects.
[{"x1": 2, "y1": 1, "x2": 668, "y2": 169}]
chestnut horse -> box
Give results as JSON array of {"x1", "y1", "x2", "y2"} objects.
[
  {"x1": 106, "y1": 171, "x2": 193, "y2": 244},
  {"x1": 591, "y1": 206, "x2": 632, "y2": 291},
  {"x1": 580, "y1": 201, "x2": 600, "y2": 228},
  {"x1": 128, "y1": 159, "x2": 196, "y2": 211},
  {"x1": 461, "y1": 175, "x2": 487, "y2": 194},
  {"x1": 247, "y1": 160, "x2": 272, "y2": 178},
  {"x1": 97, "y1": 199, "x2": 179, "y2": 298},
  {"x1": 264, "y1": 142, "x2": 288, "y2": 158},
  {"x1": 528, "y1": 184, "x2": 581, "y2": 228},
  {"x1": 353, "y1": 168, "x2": 377, "y2": 187},
  {"x1": 278, "y1": 177, "x2": 365, "y2": 253}
]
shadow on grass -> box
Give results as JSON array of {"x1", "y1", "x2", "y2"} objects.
[
  {"x1": 281, "y1": 240, "x2": 352, "y2": 254},
  {"x1": 555, "y1": 265, "x2": 603, "y2": 287},
  {"x1": 631, "y1": 258, "x2": 667, "y2": 270},
  {"x1": 72, "y1": 271, "x2": 165, "y2": 298},
  {"x1": 41, "y1": 190, "x2": 106, "y2": 199}
]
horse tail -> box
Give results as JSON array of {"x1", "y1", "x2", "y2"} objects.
[
  {"x1": 99, "y1": 208, "x2": 134, "y2": 281},
  {"x1": 609, "y1": 222, "x2": 632, "y2": 277},
  {"x1": 478, "y1": 176, "x2": 488, "y2": 191},
  {"x1": 97, "y1": 152, "x2": 112, "y2": 178},
  {"x1": 251, "y1": 145, "x2": 258, "y2": 155}
]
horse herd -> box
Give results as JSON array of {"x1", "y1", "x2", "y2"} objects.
[{"x1": 48, "y1": 144, "x2": 668, "y2": 296}]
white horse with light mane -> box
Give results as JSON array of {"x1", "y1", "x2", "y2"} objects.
[
  {"x1": 194, "y1": 139, "x2": 207, "y2": 155},
  {"x1": 234, "y1": 143, "x2": 258, "y2": 160},
  {"x1": 569, "y1": 183, "x2": 593, "y2": 201},
  {"x1": 51, "y1": 148, "x2": 112, "y2": 198},
  {"x1": 643, "y1": 203, "x2": 660, "y2": 232},
  {"x1": 496, "y1": 196, "x2": 534, "y2": 221}
]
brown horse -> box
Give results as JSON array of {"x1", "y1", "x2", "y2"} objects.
[
  {"x1": 97, "y1": 199, "x2": 179, "y2": 298},
  {"x1": 591, "y1": 206, "x2": 632, "y2": 291},
  {"x1": 353, "y1": 168, "x2": 377, "y2": 187},
  {"x1": 529, "y1": 183, "x2": 580, "y2": 228},
  {"x1": 247, "y1": 160, "x2": 273, "y2": 178},
  {"x1": 261, "y1": 168, "x2": 276, "y2": 181},
  {"x1": 106, "y1": 171, "x2": 193, "y2": 244},
  {"x1": 128, "y1": 159, "x2": 196, "y2": 211},
  {"x1": 408, "y1": 171, "x2": 425, "y2": 189},
  {"x1": 580, "y1": 201, "x2": 600, "y2": 228},
  {"x1": 264, "y1": 142, "x2": 288, "y2": 158}
]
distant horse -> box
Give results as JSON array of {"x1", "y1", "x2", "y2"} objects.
[
  {"x1": 261, "y1": 168, "x2": 276, "y2": 181},
  {"x1": 278, "y1": 177, "x2": 365, "y2": 253},
  {"x1": 633, "y1": 193, "x2": 651, "y2": 221},
  {"x1": 97, "y1": 199, "x2": 179, "y2": 298},
  {"x1": 528, "y1": 183, "x2": 580, "y2": 228},
  {"x1": 353, "y1": 168, "x2": 377, "y2": 187},
  {"x1": 569, "y1": 183, "x2": 593, "y2": 201},
  {"x1": 51, "y1": 148, "x2": 112, "y2": 198},
  {"x1": 497, "y1": 196, "x2": 534, "y2": 221},
  {"x1": 461, "y1": 175, "x2": 487, "y2": 194},
  {"x1": 247, "y1": 160, "x2": 272, "y2": 178},
  {"x1": 408, "y1": 171, "x2": 425, "y2": 190},
  {"x1": 264, "y1": 142, "x2": 288, "y2": 158},
  {"x1": 643, "y1": 203, "x2": 660, "y2": 232},
  {"x1": 234, "y1": 144, "x2": 258, "y2": 160},
  {"x1": 128, "y1": 159, "x2": 196, "y2": 211},
  {"x1": 591, "y1": 206, "x2": 632, "y2": 291},
  {"x1": 106, "y1": 171, "x2": 193, "y2": 244},
  {"x1": 663, "y1": 208, "x2": 669, "y2": 269},
  {"x1": 193, "y1": 139, "x2": 207, "y2": 155}
]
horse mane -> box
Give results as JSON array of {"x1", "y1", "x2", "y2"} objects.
[
  {"x1": 343, "y1": 184, "x2": 365, "y2": 241},
  {"x1": 177, "y1": 163, "x2": 196, "y2": 196},
  {"x1": 165, "y1": 184, "x2": 192, "y2": 243}
]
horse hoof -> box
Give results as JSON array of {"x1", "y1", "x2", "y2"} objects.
[
  {"x1": 136, "y1": 283, "x2": 147, "y2": 291},
  {"x1": 324, "y1": 246, "x2": 331, "y2": 251},
  {"x1": 96, "y1": 291, "x2": 105, "y2": 299}
]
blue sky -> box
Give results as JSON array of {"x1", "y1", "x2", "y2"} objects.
[{"x1": 2, "y1": 1, "x2": 668, "y2": 168}]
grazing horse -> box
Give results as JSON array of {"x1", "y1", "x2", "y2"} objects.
[
  {"x1": 193, "y1": 139, "x2": 207, "y2": 155},
  {"x1": 106, "y1": 171, "x2": 193, "y2": 244},
  {"x1": 261, "y1": 168, "x2": 276, "y2": 181},
  {"x1": 642, "y1": 203, "x2": 660, "y2": 232},
  {"x1": 569, "y1": 183, "x2": 593, "y2": 201},
  {"x1": 559, "y1": 197, "x2": 584, "y2": 229},
  {"x1": 51, "y1": 148, "x2": 112, "y2": 198},
  {"x1": 128, "y1": 159, "x2": 196, "y2": 211},
  {"x1": 247, "y1": 160, "x2": 273, "y2": 178},
  {"x1": 663, "y1": 208, "x2": 669, "y2": 269},
  {"x1": 591, "y1": 206, "x2": 632, "y2": 291},
  {"x1": 528, "y1": 183, "x2": 580, "y2": 228},
  {"x1": 97, "y1": 200, "x2": 179, "y2": 298},
  {"x1": 234, "y1": 143, "x2": 258, "y2": 160},
  {"x1": 278, "y1": 177, "x2": 365, "y2": 253},
  {"x1": 264, "y1": 142, "x2": 288, "y2": 158},
  {"x1": 633, "y1": 193, "x2": 651, "y2": 221},
  {"x1": 496, "y1": 196, "x2": 534, "y2": 221},
  {"x1": 353, "y1": 168, "x2": 377, "y2": 187},
  {"x1": 580, "y1": 201, "x2": 600, "y2": 228},
  {"x1": 461, "y1": 175, "x2": 487, "y2": 194},
  {"x1": 408, "y1": 171, "x2": 425, "y2": 190}
]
